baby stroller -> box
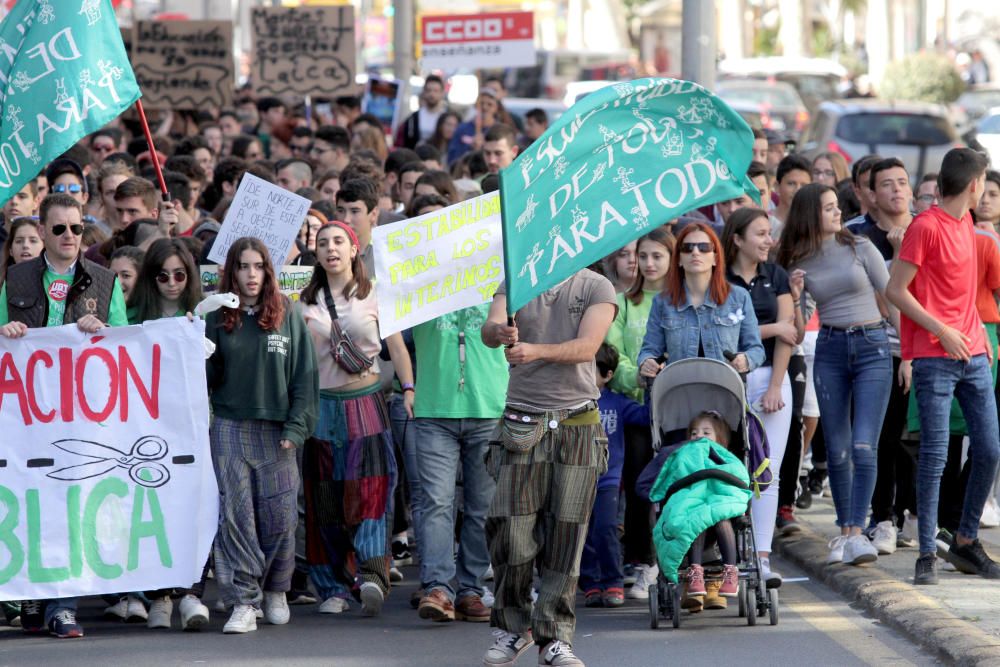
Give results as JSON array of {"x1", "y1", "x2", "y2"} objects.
[{"x1": 645, "y1": 357, "x2": 778, "y2": 629}]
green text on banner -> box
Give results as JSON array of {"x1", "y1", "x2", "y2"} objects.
[
  {"x1": 0, "y1": 318, "x2": 218, "y2": 601},
  {"x1": 0, "y1": 0, "x2": 141, "y2": 206},
  {"x1": 372, "y1": 192, "x2": 504, "y2": 338},
  {"x1": 498, "y1": 77, "x2": 757, "y2": 314}
]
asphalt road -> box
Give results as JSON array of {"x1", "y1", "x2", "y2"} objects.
[{"x1": 0, "y1": 556, "x2": 933, "y2": 667}]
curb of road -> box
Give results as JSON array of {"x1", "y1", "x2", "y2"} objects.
[{"x1": 775, "y1": 527, "x2": 1000, "y2": 666}]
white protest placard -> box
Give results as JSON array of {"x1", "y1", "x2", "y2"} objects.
[
  {"x1": 208, "y1": 174, "x2": 310, "y2": 269},
  {"x1": 200, "y1": 264, "x2": 314, "y2": 302},
  {"x1": 0, "y1": 318, "x2": 217, "y2": 601},
  {"x1": 373, "y1": 192, "x2": 504, "y2": 338}
]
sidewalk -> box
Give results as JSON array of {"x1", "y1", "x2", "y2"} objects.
[{"x1": 776, "y1": 493, "x2": 1000, "y2": 666}]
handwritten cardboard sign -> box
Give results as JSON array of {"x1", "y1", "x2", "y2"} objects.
[
  {"x1": 0, "y1": 319, "x2": 217, "y2": 600},
  {"x1": 251, "y1": 6, "x2": 356, "y2": 97},
  {"x1": 208, "y1": 173, "x2": 311, "y2": 269},
  {"x1": 373, "y1": 192, "x2": 504, "y2": 338},
  {"x1": 132, "y1": 20, "x2": 234, "y2": 109}
]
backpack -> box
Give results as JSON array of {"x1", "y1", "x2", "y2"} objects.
[{"x1": 744, "y1": 410, "x2": 773, "y2": 498}]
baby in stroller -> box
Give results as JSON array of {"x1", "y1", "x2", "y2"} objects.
[{"x1": 637, "y1": 411, "x2": 753, "y2": 611}]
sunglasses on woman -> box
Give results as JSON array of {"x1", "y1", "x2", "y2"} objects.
[
  {"x1": 156, "y1": 269, "x2": 187, "y2": 284},
  {"x1": 51, "y1": 223, "x2": 84, "y2": 236},
  {"x1": 679, "y1": 242, "x2": 713, "y2": 254}
]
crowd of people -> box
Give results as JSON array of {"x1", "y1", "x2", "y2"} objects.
[{"x1": 1, "y1": 74, "x2": 1000, "y2": 667}]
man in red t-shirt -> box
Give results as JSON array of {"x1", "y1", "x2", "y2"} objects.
[{"x1": 887, "y1": 148, "x2": 1000, "y2": 585}]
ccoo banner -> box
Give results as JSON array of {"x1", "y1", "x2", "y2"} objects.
[{"x1": 0, "y1": 318, "x2": 218, "y2": 601}]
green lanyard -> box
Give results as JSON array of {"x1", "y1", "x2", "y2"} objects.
[{"x1": 457, "y1": 309, "x2": 467, "y2": 392}]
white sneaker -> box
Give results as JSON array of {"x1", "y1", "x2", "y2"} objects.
[
  {"x1": 147, "y1": 596, "x2": 173, "y2": 629},
  {"x1": 179, "y1": 594, "x2": 209, "y2": 631},
  {"x1": 827, "y1": 535, "x2": 848, "y2": 564},
  {"x1": 626, "y1": 564, "x2": 659, "y2": 600},
  {"x1": 103, "y1": 597, "x2": 128, "y2": 621},
  {"x1": 360, "y1": 582, "x2": 384, "y2": 617},
  {"x1": 318, "y1": 597, "x2": 350, "y2": 614},
  {"x1": 482, "y1": 587, "x2": 495, "y2": 608},
  {"x1": 898, "y1": 513, "x2": 918, "y2": 548},
  {"x1": 125, "y1": 595, "x2": 148, "y2": 623},
  {"x1": 871, "y1": 520, "x2": 898, "y2": 555},
  {"x1": 262, "y1": 591, "x2": 290, "y2": 625},
  {"x1": 981, "y1": 497, "x2": 1000, "y2": 528},
  {"x1": 483, "y1": 629, "x2": 533, "y2": 666},
  {"x1": 843, "y1": 534, "x2": 878, "y2": 565},
  {"x1": 389, "y1": 566, "x2": 404, "y2": 583},
  {"x1": 539, "y1": 639, "x2": 584, "y2": 666},
  {"x1": 222, "y1": 604, "x2": 257, "y2": 634},
  {"x1": 759, "y1": 556, "x2": 782, "y2": 588}
]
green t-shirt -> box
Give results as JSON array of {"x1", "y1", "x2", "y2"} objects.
[
  {"x1": 0, "y1": 267, "x2": 129, "y2": 328},
  {"x1": 412, "y1": 304, "x2": 508, "y2": 419}
]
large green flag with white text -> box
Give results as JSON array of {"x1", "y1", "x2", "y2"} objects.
[
  {"x1": 0, "y1": 0, "x2": 140, "y2": 206},
  {"x1": 498, "y1": 78, "x2": 756, "y2": 314}
]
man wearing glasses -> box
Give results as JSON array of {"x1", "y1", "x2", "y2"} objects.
[
  {"x1": 0, "y1": 193, "x2": 128, "y2": 640},
  {"x1": 310, "y1": 125, "x2": 351, "y2": 172}
]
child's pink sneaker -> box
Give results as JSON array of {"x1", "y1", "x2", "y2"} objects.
[
  {"x1": 686, "y1": 564, "x2": 706, "y2": 596},
  {"x1": 719, "y1": 564, "x2": 739, "y2": 597}
]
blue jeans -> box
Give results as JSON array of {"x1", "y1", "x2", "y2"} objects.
[
  {"x1": 579, "y1": 486, "x2": 624, "y2": 592},
  {"x1": 390, "y1": 394, "x2": 423, "y2": 556},
  {"x1": 814, "y1": 326, "x2": 892, "y2": 528},
  {"x1": 912, "y1": 355, "x2": 1000, "y2": 554},
  {"x1": 415, "y1": 417, "x2": 497, "y2": 601}
]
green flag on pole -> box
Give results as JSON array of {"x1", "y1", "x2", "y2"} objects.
[
  {"x1": 0, "y1": 0, "x2": 140, "y2": 206},
  {"x1": 498, "y1": 77, "x2": 757, "y2": 314}
]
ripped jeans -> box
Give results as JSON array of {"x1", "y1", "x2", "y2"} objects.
[{"x1": 814, "y1": 325, "x2": 893, "y2": 528}]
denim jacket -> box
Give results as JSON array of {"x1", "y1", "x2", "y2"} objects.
[{"x1": 637, "y1": 285, "x2": 766, "y2": 371}]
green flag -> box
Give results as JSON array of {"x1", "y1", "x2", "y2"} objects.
[
  {"x1": 0, "y1": 0, "x2": 140, "y2": 206},
  {"x1": 498, "y1": 77, "x2": 756, "y2": 314}
]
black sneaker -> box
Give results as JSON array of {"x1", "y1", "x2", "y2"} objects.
[
  {"x1": 914, "y1": 554, "x2": 938, "y2": 585},
  {"x1": 391, "y1": 540, "x2": 412, "y2": 566},
  {"x1": 935, "y1": 528, "x2": 954, "y2": 561},
  {"x1": 48, "y1": 609, "x2": 84, "y2": 638},
  {"x1": 20, "y1": 600, "x2": 47, "y2": 635},
  {"x1": 807, "y1": 468, "x2": 826, "y2": 496},
  {"x1": 945, "y1": 539, "x2": 1000, "y2": 579},
  {"x1": 795, "y1": 476, "x2": 813, "y2": 510}
]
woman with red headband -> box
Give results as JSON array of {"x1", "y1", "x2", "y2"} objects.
[{"x1": 298, "y1": 221, "x2": 415, "y2": 617}]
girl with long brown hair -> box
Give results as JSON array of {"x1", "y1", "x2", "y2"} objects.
[
  {"x1": 205, "y1": 237, "x2": 319, "y2": 634},
  {"x1": 297, "y1": 222, "x2": 414, "y2": 617}
]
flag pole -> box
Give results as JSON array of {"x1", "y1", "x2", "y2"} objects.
[{"x1": 134, "y1": 99, "x2": 169, "y2": 202}]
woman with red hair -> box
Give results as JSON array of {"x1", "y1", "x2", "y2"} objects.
[{"x1": 637, "y1": 222, "x2": 764, "y2": 378}]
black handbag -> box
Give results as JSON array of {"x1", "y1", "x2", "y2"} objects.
[{"x1": 325, "y1": 287, "x2": 375, "y2": 375}]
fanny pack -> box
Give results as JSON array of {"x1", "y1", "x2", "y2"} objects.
[
  {"x1": 500, "y1": 403, "x2": 600, "y2": 452},
  {"x1": 325, "y1": 287, "x2": 375, "y2": 375}
]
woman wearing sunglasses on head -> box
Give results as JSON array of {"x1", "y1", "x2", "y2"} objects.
[{"x1": 638, "y1": 222, "x2": 765, "y2": 382}]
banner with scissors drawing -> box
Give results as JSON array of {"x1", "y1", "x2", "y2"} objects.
[{"x1": 0, "y1": 318, "x2": 217, "y2": 601}]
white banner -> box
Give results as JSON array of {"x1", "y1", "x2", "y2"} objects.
[
  {"x1": 0, "y1": 318, "x2": 217, "y2": 601},
  {"x1": 373, "y1": 192, "x2": 504, "y2": 338},
  {"x1": 208, "y1": 173, "x2": 310, "y2": 270}
]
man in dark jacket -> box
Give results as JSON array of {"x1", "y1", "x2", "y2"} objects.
[
  {"x1": 395, "y1": 75, "x2": 448, "y2": 149},
  {"x1": 0, "y1": 193, "x2": 128, "y2": 639}
]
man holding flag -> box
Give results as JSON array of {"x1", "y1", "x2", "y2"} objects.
[
  {"x1": 0, "y1": 0, "x2": 141, "y2": 639},
  {"x1": 481, "y1": 77, "x2": 758, "y2": 665}
]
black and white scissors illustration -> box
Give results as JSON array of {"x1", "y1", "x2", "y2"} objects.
[{"x1": 46, "y1": 436, "x2": 171, "y2": 488}]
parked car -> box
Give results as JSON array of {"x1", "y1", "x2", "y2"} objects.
[
  {"x1": 798, "y1": 99, "x2": 961, "y2": 181},
  {"x1": 714, "y1": 79, "x2": 810, "y2": 140},
  {"x1": 956, "y1": 84, "x2": 1000, "y2": 124},
  {"x1": 976, "y1": 108, "x2": 1000, "y2": 167},
  {"x1": 718, "y1": 56, "x2": 846, "y2": 114}
]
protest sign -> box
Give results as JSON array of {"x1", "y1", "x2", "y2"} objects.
[
  {"x1": 251, "y1": 6, "x2": 356, "y2": 97},
  {"x1": 207, "y1": 173, "x2": 310, "y2": 269},
  {"x1": 420, "y1": 11, "x2": 535, "y2": 70},
  {"x1": 362, "y1": 77, "x2": 403, "y2": 132},
  {"x1": 0, "y1": 0, "x2": 140, "y2": 207},
  {"x1": 373, "y1": 192, "x2": 504, "y2": 338},
  {"x1": 498, "y1": 77, "x2": 757, "y2": 313},
  {"x1": 0, "y1": 318, "x2": 218, "y2": 601},
  {"x1": 132, "y1": 20, "x2": 234, "y2": 109},
  {"x1": 200, "y1": 264, "x2": 314, "y2": 302}
]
